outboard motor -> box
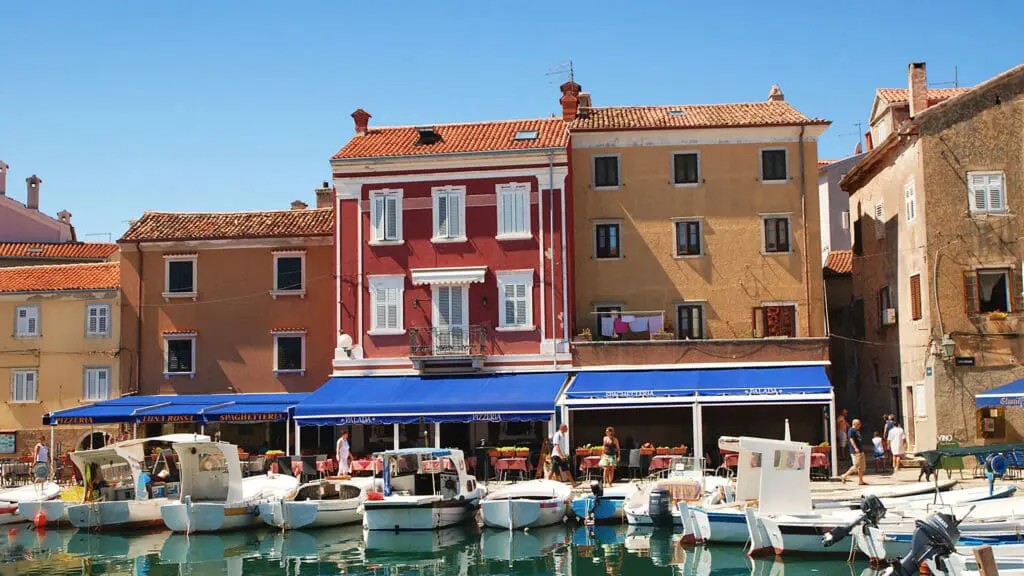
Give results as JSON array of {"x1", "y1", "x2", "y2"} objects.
[
  {"x1": 822, "y1": 494, "x2": 887, "y2": 547},
  {"x1": 590, "y1": 481, "x2": 604, "y2": 499},
  {"x1": 985, "y1": 453, "x2": 1008, "y2": 496},
  {"x1": 585, "y1": 482, "x2": 604, "y2": 526},
  {"x1": 648, "y1": 487, "x2": 673, "y2": 527},
  {"x1": 887, "y1": 511, "x2": 962, "y2": 576}
]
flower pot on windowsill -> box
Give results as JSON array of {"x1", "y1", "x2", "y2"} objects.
[
  {"x1": 651, "y1": 331, "x2": 673, "y2": 341},
  {"x1": 640, "y1": 448, "x2": 655, "y2": 456},
  {"x1": 655, "y1": 448, "x2": 670, "y2": 456},
  {"x1": 575, "y1": 448, "x2": 589, "y2": 456},
  {"x1": 671, "y1": 447, "x2": 687, "y2": 456}
]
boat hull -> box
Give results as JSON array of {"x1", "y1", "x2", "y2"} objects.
[
  {"x1": 160, "y1": 502, "x2": 260, "y2": 534},
  {"x1": 694, "y1": 508, "x2": 753, "y2": 544},
  {"x1": 16, "y1": 501, "x2": 68, "y2": 526},
  {"x1": 571, "y1": 496, "x2": 625, "y2": 523},
  {"x1": 67, "y1": 499, "x2": 168, "y2": 530},
  {"x1": 364, "y1": 499, "x2": 479, "y2": 531},
  {"x1": 259, "y1": 499, "x2": 362, "y2": 530},
  {"x1": 481, "y1": 497, "x2": 565, "y2": 530}
]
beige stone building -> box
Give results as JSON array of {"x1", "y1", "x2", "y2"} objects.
[
  {"x1": 0, "y1": 262, "x2": 121, "y2": 457},
  {"x1": 843, "y1": 62, "x2": 1024, "y2": 450}
]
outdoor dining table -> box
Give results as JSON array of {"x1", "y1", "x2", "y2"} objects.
[
  {"x1": 351, "y1": 458, "x2": 382, "y2": 475},
  {"x1": 494, "y1": 457, "x2": 530, "y2": 481},
  {"x1": 291, "y1": 460, "x2": 304, "y2": 477},
  {"x1": 649, "y1": 455, "x2": 686, "y2": 472},
  {"x1": 579, "y1": 456, "x2": 602, "y2": 481},
  {"x1": 316, "y1": 459, "x2": 337, "y2": 476}
]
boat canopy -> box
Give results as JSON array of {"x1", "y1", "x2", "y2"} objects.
[
  {"x1": 975, "y1": 377, "x2": 1024, "y2": 408},
  {"x1": 562, "y1": 366, "x2": 832, "y2": 408},
  {"x1": 43, "y1": 393, "x2": 308, "y2": 425},
  {"x1": 917, "y1": 442, "x2": 1024, "y2": 468},
  {"x1": 171, "y1": 441, "x2": 244, "y2": 503},
  {"x1": 294, "y1": 373, "x2": 568, "y2": 425}
]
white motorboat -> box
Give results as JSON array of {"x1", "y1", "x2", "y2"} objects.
[
  {"x1": 831, "y1": 485, "x2": 1016, "y2": 511},
  {"x1": 1, "y1": 482, "x2": 61, "y2": 525},
  {"x1": 159, "y1": 440, "x2": 298, "y2": 533},
  {"x1": 362, "y1": 448, "x2": 484, "y2": 531},
  {"x1": 812, "y1": 479, "x2": 958, "y2": 505},
  {"x1": 480, "y1": 479, "x2": 572, "y2": 530},
  {"x1": 64, "y1": 434, "x2": 207, "y2": 530},
  {"x1": 623, "y1": 457, "x2": 729, "y2": 529},
  {"x1": 259, "y1": 476, "x2": 380, "y2": 530}
]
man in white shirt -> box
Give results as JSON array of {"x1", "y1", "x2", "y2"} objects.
[
  {"x1": 887, "y1": 421, "x2": 906, "y2": 471},
  {"x1": 549, "y1": 424, "x2": 574, "y2": 486}
]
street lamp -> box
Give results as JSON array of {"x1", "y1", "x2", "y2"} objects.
[{"x1": 941, "y1": 334, "x2": 956, "y2": 359}]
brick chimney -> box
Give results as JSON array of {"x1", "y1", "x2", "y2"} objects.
[
  {"x1": 559, "y1": 81, "x2": 582, "y2": 122},
  {"x1": 767, "y1": 84, "x2": 785, "y2": 102},
  {"x1": 25, "y1": 175, "x2": 41, "y2": 210},
  {"x1": 908, "y1": 62, "x2": 928, "y2": 117},
  {"x1": 290, "y1": 200, "x2": 308, "y2": 211},
  {"x1": 352, "y1": 108, "x2": 371, "y2": 136},
  {"x1": 864, "y1": 130, "x2": 874, "y2": 152},
  {"x1": 0, "y1": 160, "x2": 8, "y2": 196},
  {"x1": 315, "y1": 181, "x2": 333, "y2": 209}
]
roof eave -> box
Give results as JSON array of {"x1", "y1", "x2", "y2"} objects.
[
  {"x1": 330, "y1": 145, "x2": 569, "y2": 164},
  {"x1": 0, "y1": 287, "x2": 120, "y2": 296},
  {"x1": 117, "y1": 232, "x2": 333, "y2": 244},
  {"x1": 567, "y1": 120, "x2": 831, "y2": 133}
]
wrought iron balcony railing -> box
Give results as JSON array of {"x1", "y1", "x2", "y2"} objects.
[{"x1": 409, "y1": 325, "x2": 488, "y2": 357}]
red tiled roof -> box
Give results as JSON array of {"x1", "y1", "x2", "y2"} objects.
[
  {"x1": 818, "y1": 160, "x2": 839, "y2": 169},
  {"x1": 0, "y1": 262, "x2": 120, "y2": 293},
  {"x1": 162, "y1": 330, "x2": 197, "y2": 335},
  {"x1": 0, "y1": 242, "x2": 117, "y2": 261},
  {"x1": 876, "y1": 87, "x2": 971, "y2": 105},
  {"x1": 568, "y1": 101, "x2": 828, "y2": 131},
  {"x1": 333, "y1": 118, "x2": 567, "y2": 159},
  {"x1": 120, "y1": 209, "x2": 333, "y2": 242},
  {"x1": 824, "y1": 250, "x2": 853, "y2": 276}
]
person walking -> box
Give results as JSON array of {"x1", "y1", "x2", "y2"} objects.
[
  {"x1": 336, "y1": 429, "x2": 353, "y2": 477},
  {"x1": 883, "y1": 414, "x2": 895, "y2": 458},
  {"x1": 549, "y1": 423, "x2": 575, "y2": 486},
  {"x1": 600, "y1": 427, "x2": 620, "y2": 488},
  {"x1": 837, "y1": 409, "x2": 850, "y2": 460},
  {"x1": 888, "y1": 421, "x2": 907, "y2": 472},
  {"x1": 33, "y1": 435, "x2": 49, "y2": 486},
  {"x1": 840, "y1": 419, "x2": 866, "y2": 485}
]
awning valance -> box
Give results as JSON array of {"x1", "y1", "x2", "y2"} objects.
[
  {"x1": 563, "y1": 366, "x2": 832, "y2": 408},
  {"x1": 44, "y1": 393, "x2": 308, "y2": 426},
  {"x1": 976, "y1": 377, "x2": 1024, "y2": 408},
  {"x1": 294, "y1": 373, "x2": 569, "y2": 425}
]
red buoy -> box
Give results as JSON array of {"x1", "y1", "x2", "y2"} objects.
[
  {"x1": 7, "y1": 527, "x2": 16, "y2": 537},
  {"x1": 33, "y1": 510, "x2": 47, "y2": 528}
]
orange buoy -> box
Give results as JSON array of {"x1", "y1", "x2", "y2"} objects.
[
  {"x1": 7, "y1": 527, "x2": 16, "y2": 537},
  {"x1": 33, "y1": 510, "x2": 47, "y2": 528}
]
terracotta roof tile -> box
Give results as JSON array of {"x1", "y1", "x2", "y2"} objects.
[
  {"x1": 333, "y1": 118, "x2": 567, "y2": 159},
  {"x1": 568, "y1": 101, "x2": 828, "y2": 131},
  {"x1": 120, "y1": 209, "x2": 333, "y2": 242},
  {"x1": 0, "y1": 262, "x2": 120, "y2": 293},
  {"x1": 0, "y1": 242, "x2": 117, "y2": 261},
  {"x1": 824, "y1": 250, "x2": 853, "y2": 276},
  {"x1": 818, "y1": 159, "x2": 839, "y2": 170},
  {"x1": 876, "y1": 87, "x2": 971, "y2": 105}
]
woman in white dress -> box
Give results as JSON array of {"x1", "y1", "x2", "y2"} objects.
[{"x1": 887, "y1": 421, "x2": 906, "y2": 471}]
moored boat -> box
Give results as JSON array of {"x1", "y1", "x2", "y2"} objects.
[
  {"x1": 570, "y1": 482, "x2": 637, "y2": 524},
  {"x1": 259, "y1": 476, "x2": 380, "y2": 530},
  {"x1": 480, "y1": 479, "x2": 572, "y2": 530},
  {"x1": 1, "y1": 483, "x2": 61, "y2": 525}
]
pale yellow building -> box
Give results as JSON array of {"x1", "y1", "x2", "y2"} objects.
[{"x1": 0, "y1": 262, "x2": 121, "y2": 457}]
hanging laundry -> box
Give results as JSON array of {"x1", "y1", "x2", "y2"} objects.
[
  {"x1": 613, "y1": 317, "x2": 629, "y2": 335},
  {"x1": 629, "y1": 316, "x2": 649, "y2": 332},
  {"x1": 647, "y1": 315, "x2": 664, "y2": 334},
  {"x1": 621, "y1": 314, "x2": 636, "y2": 323},
  {"x1": 600, "y1": 317, "x2": 616, "y2": 337}
]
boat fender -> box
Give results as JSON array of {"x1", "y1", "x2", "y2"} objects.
[{"x1": 33, "y1": 510, "x2": 47, "y2": 528}]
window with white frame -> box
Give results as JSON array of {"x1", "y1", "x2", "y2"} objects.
[
  {"x1": 672, "y1": 152, "x2": 700, "y2": 185},
  {"x1": 496, "y1": 182, "x2": 531, "y2": 238},
  {"x1": 164, "y1": 255, "x2": 197, "y2": 298},
  {"x1": 968, "y1": 172, "x2": 1006, "y2": 214},
  {"x1": 14, "y1": 305, "x2": 40, "y2": 337},
  {"x1": 496, "y1": 270, "x2": 534, "y2": 330},
  {"x1": 83, "y1": 367, "x2": 111, "y2": 401},
  {"x1": 368, "y1": 275, "x2": 404, "y2": 334},
  {"x1": 86, "y1": 303, "x2": 111, "y2": 337},
  {"x1": 273, "y1": 251, "x2": 305, "y2": 294},
  {"x1": 164, "y1": 335, "x2": 196, "y2": 376},
  {"x1": 10, "y1": 370, "x2": 37, "y2": 403},
  {"x1": 273, "y1": 332, "x2": 305, "y2": 372},
  {"x1": 370, "y1": 189, "x2": 403, "y2": 243},
  {"x1": 762, "y1": 216, "x2": 790, "y2": 253},
  {"x1": 904, "y1": 182, "x2": 917, "y2": 223},
  {"x1": 432, "y1": 185, "x2": 466, "y2": 241},
  {"x1": 593, "y1": 155, "x2": 620, "y2": 188},
  {"x1": 874, "y1": 201, "x2": 885, "y2": 238}
]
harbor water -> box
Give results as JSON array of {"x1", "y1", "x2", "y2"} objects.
[{"x1": 1, "y1": 524, "x2": 880, "y2": 576}]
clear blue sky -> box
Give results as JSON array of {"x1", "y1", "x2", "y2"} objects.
[{"x1": 3, "y1": 1, "x2": 1021, "y2": 241}]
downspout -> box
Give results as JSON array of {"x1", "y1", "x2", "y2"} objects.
[
  {"x1": 559, "y1": 161, "x2": 570, "y2": 346},
  {"x1": 798, "y1": 126, "x2": 814, "y2": 337},
  {"x1": 549, "y1": 152, "x2": 557, "y2": 367},
  {"x1": 135, "y1": 241, "x2": 143, "y2": 396},
  {"x1": 538, "y1": 169, "x2": 547, "y2": 348},
  {"x1": 357, "y1": 190, "x2": 364, "y2": 351},
  {"x1": 335, "y1": 187, "x2": 342, "y2": 356}
]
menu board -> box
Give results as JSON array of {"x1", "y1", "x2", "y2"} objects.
[{"x1": 0, "y1": 433, "x2": 16, "y2": 455}]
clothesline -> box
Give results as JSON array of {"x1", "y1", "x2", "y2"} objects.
[
  {"x1": 595, "y1": 311, "x2": 666, "y2": 338},
  {"x1": 590, "y1": 310, "x2": 665, "y2": 316}
]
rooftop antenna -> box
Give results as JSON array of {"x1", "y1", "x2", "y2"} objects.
[
  {"x1": 546, "y1": 59, "x2": 575, "y2": 85},
  {"x1": 836, "y1": 122, "x2": 865, "y2": 139},
  {"x1": 83, "y1": 232, "x2": 113, "y2": 242},
  {"x1": 930, "y1": 65, "x2": 960, "y2": 88}
]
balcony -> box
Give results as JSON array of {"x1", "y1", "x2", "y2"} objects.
[
  {"x1": 572, "y1": 337, "x2": 830, "y2": 368},
  {"x1": 409, "y1": 325, "x2": 489, "y2": 371}
]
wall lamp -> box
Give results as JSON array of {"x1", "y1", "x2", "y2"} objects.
[{"x1": 941, "y1": 334, "x2": 956, "y2": 360}]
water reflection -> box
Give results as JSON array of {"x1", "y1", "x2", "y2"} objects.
[{"x1": 0, "y1": 524, "x2": 881, "y2": 576}]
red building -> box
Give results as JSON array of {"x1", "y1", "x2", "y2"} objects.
[{"x1": 329, "y1": 110, "x2": 572, "y2": 376}]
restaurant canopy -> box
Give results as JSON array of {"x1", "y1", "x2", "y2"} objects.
[
  {"x1": 44, "y1": 393, "x2": 308, "y2": 425},
  {"x1": 562, "y1": 365, "x2": 832, "y2": 409},
  {"x1": 294, "y1": 373, "x2": 569, "y2": 425},
  {"x1": 975, "y1": 377, "x2": 1024, "y2": 408}
]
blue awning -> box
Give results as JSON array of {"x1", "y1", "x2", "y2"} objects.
[
  {"x1": 294, "y1": 373, "x2": 569, "y2": 425},
  {"x1": 564, "y1": 366, "x2": 832, "y2": 407},
  {"x1": 976, "y1": 378, "x2": 1024, "y2": 408},
  {"x1": 44, "y1": 393, "x2": 308, "y2": 426}
]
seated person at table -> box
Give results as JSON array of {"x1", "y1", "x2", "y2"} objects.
[{"x1": 641, "y1": 442, "x2": 654, "y2": 450}]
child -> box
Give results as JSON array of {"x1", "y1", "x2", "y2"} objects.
[{"x1": 871, "y1": 431, "x2": 885, "y2": 458}]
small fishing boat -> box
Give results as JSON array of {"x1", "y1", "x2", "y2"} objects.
[
  {"x1": 0, "y1": 483, "x2": 61, "y2": 525},
  {"x1": 832, "y1": 485, "x2": 1015, "y2": 511},
  {"x1": 65, "y1": 434, "x2": 206, "y2": 530},
  {"x1": 362, "y1": 448, "x2": 484, "y2": 531},
  {"x1": 258, "y1": 476, "x2": 380, "y2": 530},
  {"x1": 570, "y1": 482, "x2": 637, "y2": 524},
  {"x1": 812, "y1": 479, "x2": 958, "y2": 505},
  {"x1": 159, "y1": 440, "x2": 298, "y2": 533},
  {"x1": 480, "y1": 479, "x2": 572, "y2": 530},
  {"x1": 624, "y1": 457, "x2": 726, "y2": 528}
]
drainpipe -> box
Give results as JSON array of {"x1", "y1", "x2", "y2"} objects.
[
  {"x1": 135, "y1": 242, "x2": 143, "y2": 396},
  {"x1": 798, "y1": 126, "x2": 814, "y2": 336},
  {"x1": 549, "y1": 152, "x2": 557, "y2": 366},
  {"x1": 538, "y1": 170, "x2": 547, "y2": 348}
]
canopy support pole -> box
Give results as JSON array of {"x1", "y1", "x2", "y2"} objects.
[
  {"x1": 294, "y1": 421, "x2": 301, "y2": 456},
  {"x1": 829, "y1": 390, "x2": 838, "y2": 478},
  {"x1": 692, "y1": 394, "x2": 703, "y2": 467},
  {"x1": 132, "y1": 423, "x2": 137, "y2": 439},
  {"x1": 49, "y1": 424, "x2": 54, "y2": 479},
  {"x1": 433, "y1": 422, "x2": 440, "y2": 449},
  {"x1": 285, "y1": 417, "x2": 291, "y2": 456},
  {"x1": 393, "y1": 423, "x2": 400, "y2": 450}
]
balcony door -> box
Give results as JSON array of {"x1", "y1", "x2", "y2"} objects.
[{"x1": 433, "y1": 285, "x2": 469, "y2": 354}]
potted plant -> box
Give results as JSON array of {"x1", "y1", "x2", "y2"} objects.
[
  {"x1": 575, "y1": 445, "x2": 590, "y2": 456},
  {"x1": 640, "y1": 446, "x2": 655, "y2": 456},
  {"x1": 671, "y1": 446, "x2": 688, "y2": 456},
  {"x1": 591, "y1": 446, "x2": 604, "y2": 456},
  {"x1": 651, "y1": 330, "x2": 673, "y2": 341},
  {"x1": 576, "y1": 328, "x2": 593, "y2": 342},
  {"x1": 515, "y1": 447, "x2": 529, "y2": 457},
  {"x1": 656, "y1": 446, "x2": 670, "y2": 455}
]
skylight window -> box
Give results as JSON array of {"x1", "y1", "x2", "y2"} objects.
[
  {"x1": 668, "y1": 110, "x2": 686, "y2": 117},
  {"x1": 514, "y1": 130, "x2": 539, "y2": 141}
]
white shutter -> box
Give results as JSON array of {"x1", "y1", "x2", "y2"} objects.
[
  {"x1": 988, "y1": 174, "x2": 1004, "y2": 211},
  {"x1": 16, "y1": 308, "x2": 27, "y2": 334},
  {"x1": 504, "y1": 285, "x2": 516, "y2": 325},
  {"x1": 85, "y1": 369, "x2": 97, "y2": 400},
  {"x1": 437, "y1": 287, "x2": 451, "y2": 327},
  {"x1": 970, "y1": 174, "x2": 988, "y2": 212},
  {"x1": 88, "y1": 307, "x2": 98, "y2": 334},
  {"x1": 372, "y1": 196, "x2": 385, "y2": 241},
  {"x1": 448, "y1": 193, "x2": 461, "y2": 238},
  {"x1": 874, "y1": 201, "x2": 885, "y2": 238},
  {"x1": 437, "y1": 194, "x2": 449, "y2": 237},
  {"x1": 375, "y1": 288, "x2": 387, "y2": 329},
  {"x1": 905, "y1": 183, "x2": 916, "y2": 222},
  {"x1": 514, "y1": 188, "x2": 526, "y2": 233},
  {"x1": 98, "y1": 306, "x2": 108, "y2": 334},
  {"x1": 385, "y1": 196, "x2": 399, "y2": 240},
  {"x1": 385, "y1": 288, "x2": 398, "y2": 329},
  {"x1": 451, "y1": 287, "x2": 463, "y2": 326},
  {"x1": 841, "y1": 211, "x2": 850, "y2": 231},
  {"x1": 515, "y1": 284, "x2": 527, "y2": 325}
]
